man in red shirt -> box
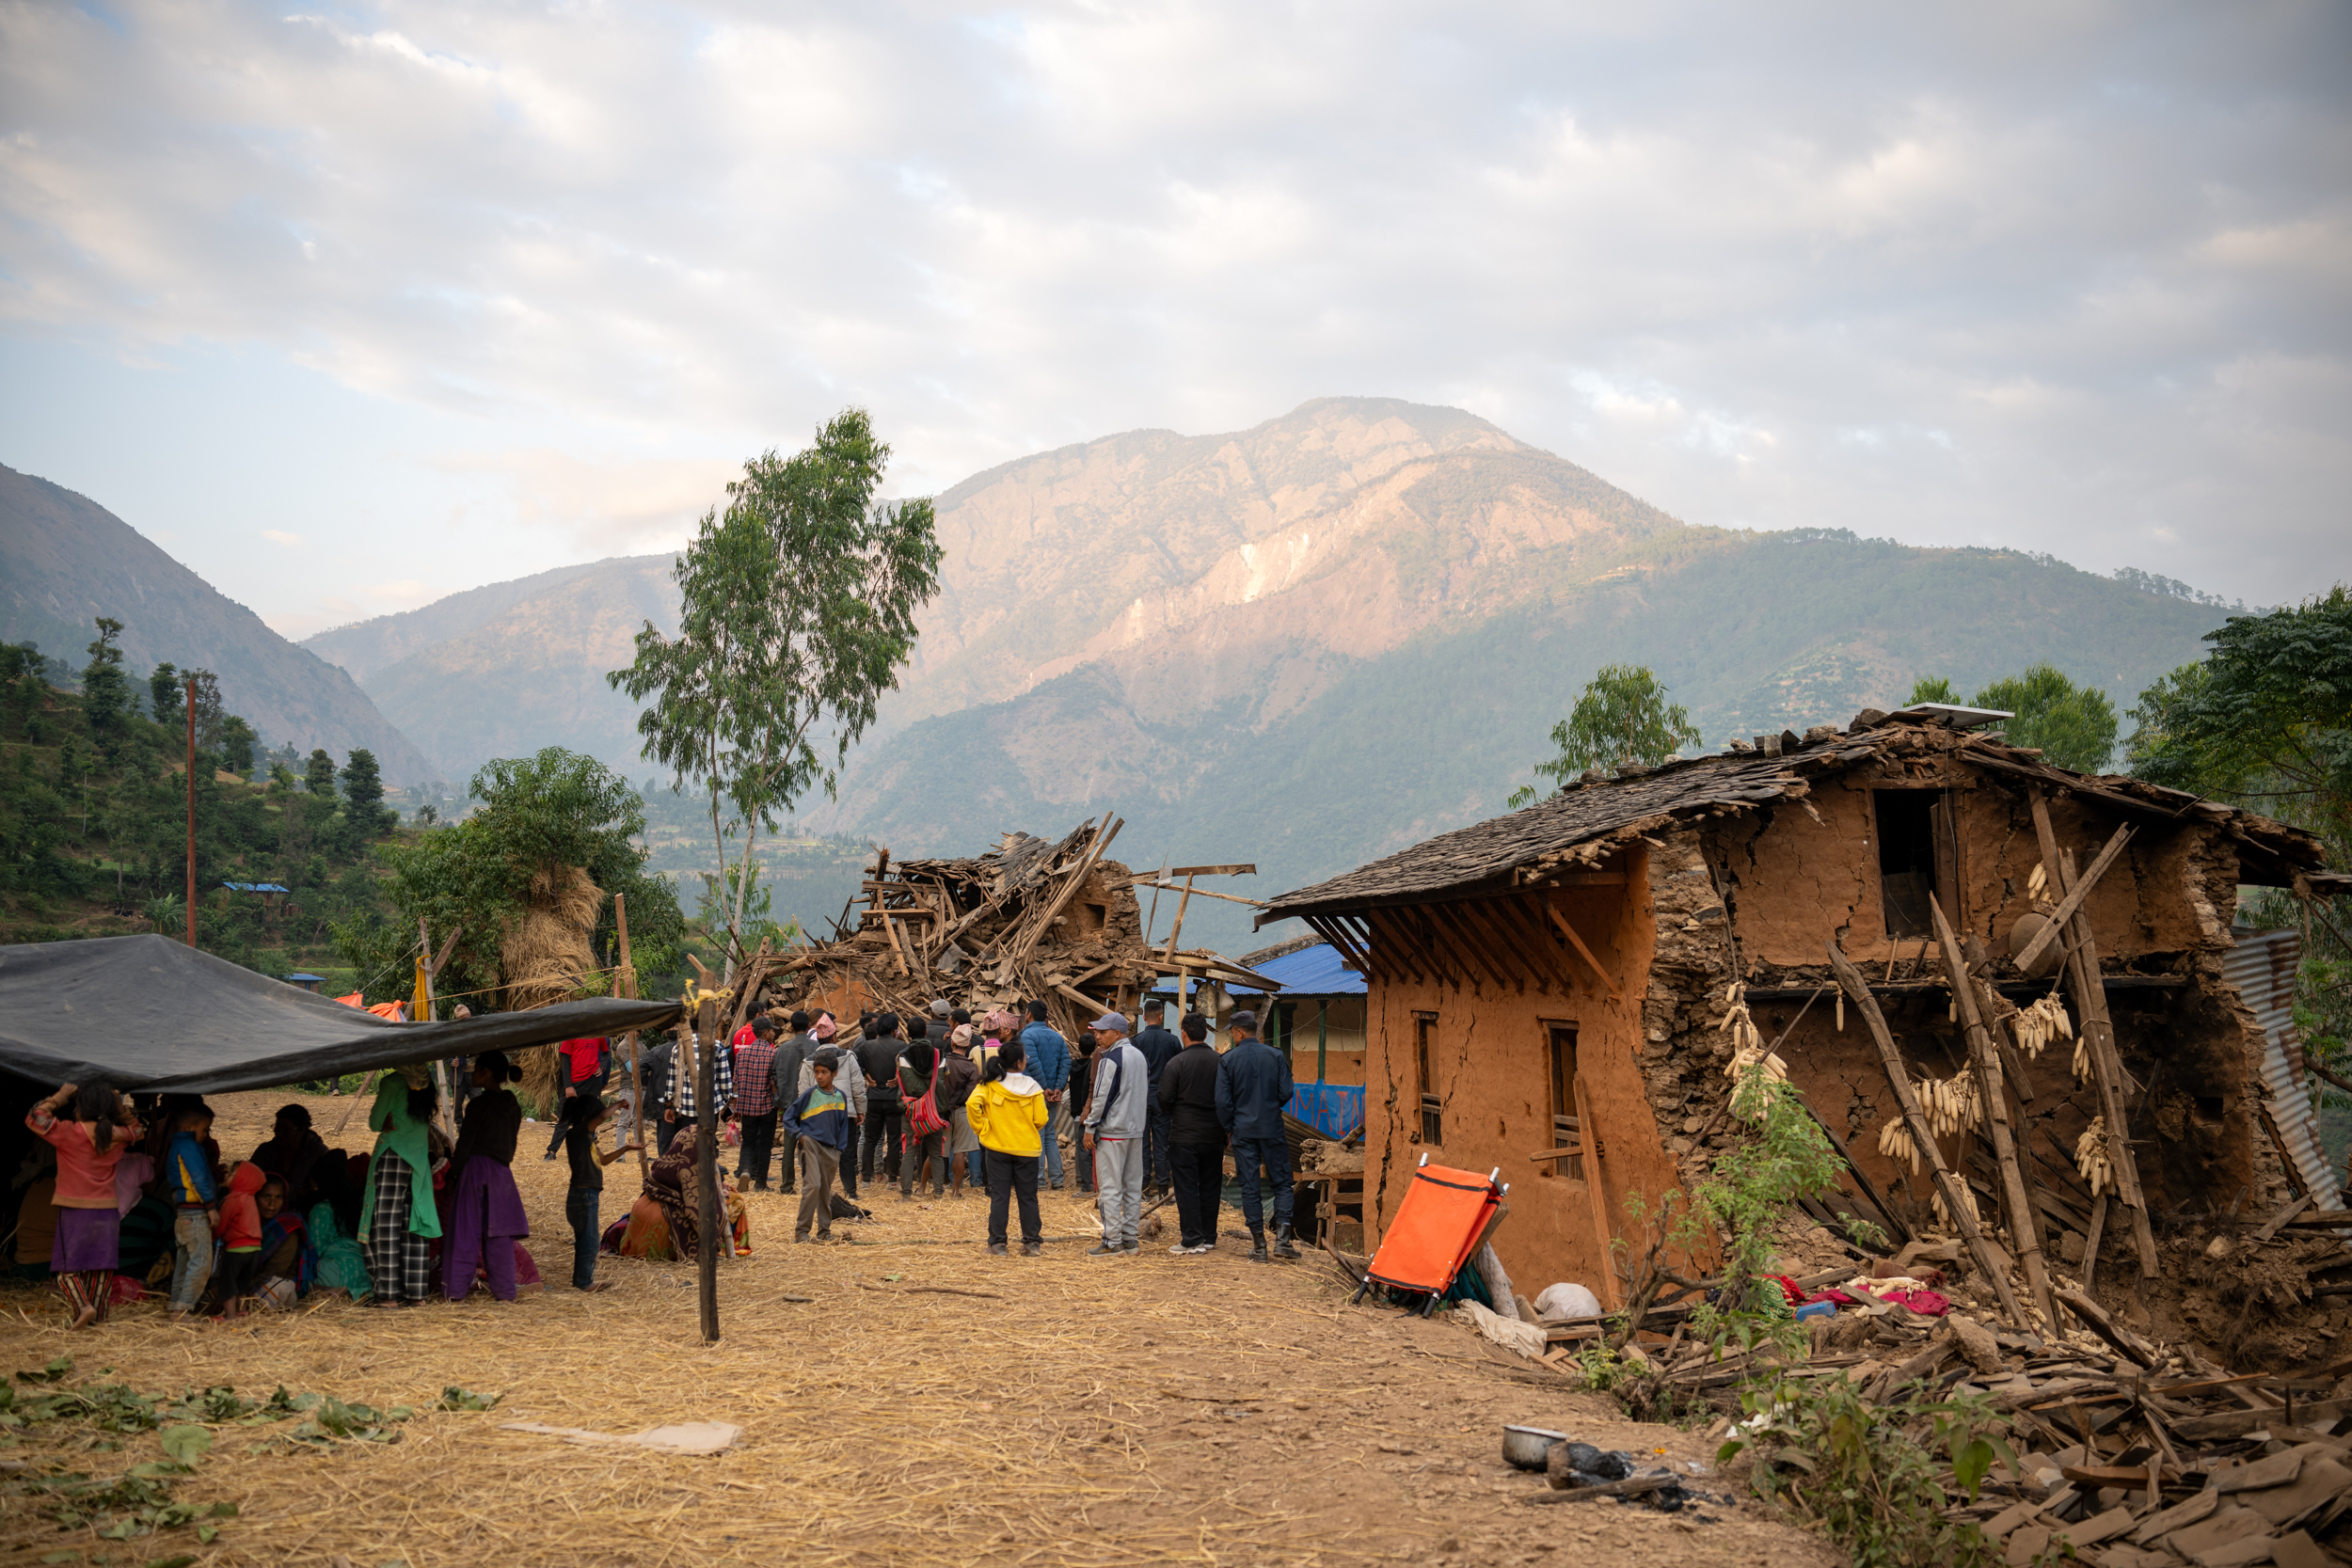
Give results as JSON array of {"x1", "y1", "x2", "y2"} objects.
[{"x1": 542, "y1": 1037, "x2": 609, "y2": 1160}]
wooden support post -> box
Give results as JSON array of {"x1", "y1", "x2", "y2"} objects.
[
  {"x1": 2082, "y1": 1194, "x2": 2108, "y2": 1293},
  {"x1": 1931, "y1": 899, "x2": 2058, "y2": 1328},
  {"x1": 2010, "y1": 823, "x2": 2134, "y2": 974},
  {"x1": 1316, "y1": 1000, "x2": 1328, "y2": 1085},
  {"x1": 694, "y1": 990, "x2": 721, "y2": 1343},
  {"x1": 184, "y1": 674, "x2": 197, "y2": 948},
  {"x1": 2029, "y1": 790, "x2": 2160, "y2": 1279},
  {"x1": 419, "y1": 917, "x2": 453, "y2": 1132},
  {"x1": 1827, "y1": 937, "x2": 2026, "y2": 1326},
  {"x1": 616, "y1": 894, "x2": 645, "y2": 1182},
  {"x1": 1543, "y1": 895, "x2": 1623, "y2": 999},
  {"x1": 1571, "y1": 1069, "x2": 1617, "y2": 1310}
]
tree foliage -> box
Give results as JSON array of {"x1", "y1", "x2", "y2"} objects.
[
  {"x1": 1972, "y1": 662, "x2": 2118, "y2": 773},
  {"x1": 352, "y1": 748, "x2": 685, "y2": 1009},
  {"x1": 609, "y1": 407, "x2": 942, "y2": 975},
  {"x1": 1904, "y1": 675, "x2": 1956, "y2": 705},
  {"x1": 1508, "y1": 663, "x2": 1701, "y2": 808},
  {"x1": 2130, "y1": 587, "x2": 2352, "y2": 1078},
  {"x1": 81, "y1": 618, "x2": 132, "y2": 741}
]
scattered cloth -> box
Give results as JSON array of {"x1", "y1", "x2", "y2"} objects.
[
  {"x1": 499, "y1": 1419, "x2": 740, "y2": 1455},
  {"x1": 1462, "y1": 1299, "x2": 1549, "y2": 1360}
]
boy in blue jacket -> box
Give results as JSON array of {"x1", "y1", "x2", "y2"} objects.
[
  {"x1": 1018, "y1": 1001, "x2": 1072, "y2": 1190},
  {"x1": 785, "y1": 1050, "x2": 855, "y2": 1243}
]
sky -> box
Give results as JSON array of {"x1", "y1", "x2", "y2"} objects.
[{"x1": 2, "y1": 0, "x2": 2346, "y2": 639}]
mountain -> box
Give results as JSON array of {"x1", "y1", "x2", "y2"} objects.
[
  {"x1": 0, "y1": 464, "x2": 441, "y2": 784},
  {"x1": 304, "y1": 556, "x2": 677, "y2": 784},
  {"x1": 292, "y1": 397, "x2": 2227, "y2": 949}
]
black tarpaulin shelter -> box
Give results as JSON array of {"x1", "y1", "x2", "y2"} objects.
[{"x1": 0, "y1": 934, "x2": 683, "y2": 1094}]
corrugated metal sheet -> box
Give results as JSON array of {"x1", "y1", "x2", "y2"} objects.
[
  {"x1": 1151, "y1": 941, "x2": 1367, "y2": 997},
  {"x1": 2226, "y1": 925, "x2": 2339, "y2": 1203}
]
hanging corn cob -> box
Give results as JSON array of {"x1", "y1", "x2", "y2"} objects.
[
  {"x1": 1918, "y1": 1070, "x2": 1983, "y2": 1137},
  {"x1": 2009, "y1": 991, "x2": 2072, "y2": 1060},
  {"x1": 1878, "y1": 1116, "x2": 1921, "y2": 1173},
  {"x1": 1932, "y1": 1180, "x2": 1981, "y2": 1231},
  {"x1": 2074, "y1": 1117, "x2": 2115, "y2": 1196},
  {"x1": 2027, "y1": 862, "x2": 2049, "y2": 902},
  {"x1": 1718, "y1": 982, "x2": 1788, "y2": 1118}
]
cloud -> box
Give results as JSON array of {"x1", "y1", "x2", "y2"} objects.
[
  {"x1": 259, "y1": 529, "x2": 304, "y2": 546},
  {"x1": 430, "y1": 450, "x2": 741, "y2": 555},
  {"x1": 0, "y1": 1, "x2": 2346, "y2": 607}
]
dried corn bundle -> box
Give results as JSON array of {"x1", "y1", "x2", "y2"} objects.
[
  {"x1": 2027, "y1": 862, "x2": 2050, "y2": 902},
  {"x1": 1931, "y1": 1180, "x2": 1981, "y2": 1231},
  {"x1": 1717, "y1": 982, "x2": 1788, "y2": 1118},
  {"x1": 2075, "y1": 1117, "x2": 2115, "y2": 1196},
  {"x1": 2010, "y1": 991, "x2": 2073, "y2": 1060},
  {"x1": 1878, "y1": 1117, "x2": 1921, "y2": 1173},
  {"x1": 2073, "y1": 1030, "x2": 2093, "y2": 1086},
  {"x1": 1919, "y1": 1071, "x2": 1982, "y2": 1137}
]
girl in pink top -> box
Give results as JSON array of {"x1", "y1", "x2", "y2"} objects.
[{"x1": 25, "y1": 1082, "x2": 143, "y2": 1330}]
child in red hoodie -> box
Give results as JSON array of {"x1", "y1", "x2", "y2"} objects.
[{"x1": 213, "y1": 1163, "x2": 266, "y2": 1315}]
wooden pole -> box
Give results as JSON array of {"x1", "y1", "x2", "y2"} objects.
[
  {"x1": 1571, "y1": 1069, "x2": 1617, "y2": 1310},
  {"x1": 1930, "y1": 899, "x2": 2058, "y2": 1327},
  {"x1": 420, "y1": 917, "x2": 453, "y2": 1132},
  {"x1": 184, "y1": 674, "x2": 197, "y2": 947},
  {"x1": 2028, "y1": 790, "x2": 2159, "y2": 1279},
  {"x1": 615, "y1": 894, "x2": 645, "y2": 1181},
  {"x1": 694, "y1": 990, "x2": 721, "y2": 1343},
  {"x1": 1827, "y1": 937, "x2": 2026, "y2": 1326},
  {"x1": 1317, "y1": 1000, "x2": 1328, "y2": 1085}
]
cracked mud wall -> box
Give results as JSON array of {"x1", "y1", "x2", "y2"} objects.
[{"x1": 1359, "y1": 852, "x2": 1685, "y2": 1299}]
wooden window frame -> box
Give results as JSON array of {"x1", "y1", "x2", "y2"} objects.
[
  {"x1": 1413, "y1": 1011, "x2": 1441, "y2": 1147},
  {"x1": 1542, "y1": 1019, "x2": 1581, "y2": 1180}
]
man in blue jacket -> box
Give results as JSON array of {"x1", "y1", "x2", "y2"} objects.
[
  {"x1": 1019, "y1": 1001, "x2": 1073, "y2": 1190},
  {"x1": 1216, "y1": 1008, "x2": 1299, "y2": 1261}
]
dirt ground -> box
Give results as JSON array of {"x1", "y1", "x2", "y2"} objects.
[{"x1": 0, "y1": 1089, "x2": 1843, "y2": 1567}]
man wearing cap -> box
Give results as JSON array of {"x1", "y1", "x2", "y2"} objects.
[
  {"x1": 1079, "y1": 1011, "x2": 1149, "y2": 1257},
  {"x1": 1216, "y1": 1009, "x2": 1299, "y2": 1261},
  {"x1": 1130, "y1": 998, "x2": 1182, "y2": 1199}
]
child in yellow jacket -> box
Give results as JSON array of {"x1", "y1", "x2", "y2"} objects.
[{"x1": 967, "y1": 1039, "x2": 1049, "y2": 1256}]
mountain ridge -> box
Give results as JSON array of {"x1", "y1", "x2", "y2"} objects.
[{"x1": 0, "y1": 464, "x2": 441, "y2": 784}]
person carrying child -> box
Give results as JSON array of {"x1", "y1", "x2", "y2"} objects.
[
  {"x1": 159, "y1": 1101, "x2": 218, "y2": 1318},
  {"x1": 560, "y1": 1091, "x2": 639, "y2": 1291},
  {"x1": 25, "y1": 1082, "x2": 142, "y2": 1329},
  {"x1": 966, "y1": 1037, "x2": 1049, "y2": 1257},
  {"x1": 783, "y1": 1047, "x2": 854, "y2": 1243}
]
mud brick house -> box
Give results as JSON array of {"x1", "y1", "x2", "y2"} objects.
[{"x1": 1258, "y1": 708, "x2": 2345, "y2": 1309}]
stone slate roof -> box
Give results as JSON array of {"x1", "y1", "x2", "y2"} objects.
[{"x1": 1259, "y1": 718, "x2": 2338, "y2": 924}]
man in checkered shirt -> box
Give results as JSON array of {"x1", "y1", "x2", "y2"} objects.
[
  {"x1": 662, "y1": 1025, "x2": 735, "y2": 1154},
  {"x1": 731, "y1": 1016, "x2": 783, "y2": 1190}
]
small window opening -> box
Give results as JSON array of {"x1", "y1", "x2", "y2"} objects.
[
  {"x1": 1547, "y1": 1024, "x2": 1581, "y2": 1180},
  {"x1": 1874, "y1": 790, "x2": 1940, "y2": 938},
  {"x1": 1415, "y1": 1013, "x2": 1441, "y2": 1146}
]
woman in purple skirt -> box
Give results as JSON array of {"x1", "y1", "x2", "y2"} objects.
[
  {"x1": 24, "y1": 1082, "x2": 142, "y2": 1329},
  {"x1": 441, "y1": 1052, "x2": 530, "y2": 1302}
]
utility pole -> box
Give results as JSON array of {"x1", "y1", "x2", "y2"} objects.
[{"x1": 184, "y1": 673, "x2": 197, "y2": 948}]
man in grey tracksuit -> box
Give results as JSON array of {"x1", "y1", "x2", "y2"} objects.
[{"x1": 1081, "y1": 1011, "x2": 1149, "y2": 1257}]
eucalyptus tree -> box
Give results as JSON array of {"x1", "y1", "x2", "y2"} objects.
[{"x1": 610, "y1": 408, "x2": 942, "y2": 979}]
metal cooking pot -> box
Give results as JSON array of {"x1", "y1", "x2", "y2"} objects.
[{"x1": 1502, "y1": 1425, "x2": 1568, "y2": 1471}]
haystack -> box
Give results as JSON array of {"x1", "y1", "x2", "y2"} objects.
[{"x1": 499, "y1": 864, "x2": 605, "y2": 1109}]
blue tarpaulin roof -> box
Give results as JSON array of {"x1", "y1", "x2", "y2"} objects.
[
  {"x1": 221, "y1": 881, "x2": 290, "y2": 894},
  {"x1": 1151, "y1": 941, "x2": 1363, "y2": 997}
]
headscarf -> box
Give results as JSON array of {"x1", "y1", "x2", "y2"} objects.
[
  {"x1": 950, "y1": 1023, "x2": 974, "y2": 1051},
  {"x1": 811, "y1": 1013, "x2": 838, "y2": 1042}
]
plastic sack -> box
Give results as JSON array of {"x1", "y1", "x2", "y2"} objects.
[{"x1": 1532, "y1": 1282, "x2": 1604, "y2": 1320}]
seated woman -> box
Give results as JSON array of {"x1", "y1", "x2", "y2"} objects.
[
  {"x1": 250, "y1": 1105, "x2": 330, "y2": 1211},
  {"x1": 246, "y1": 1177, "x2": 315, "y2": 1309},
  {"x1": 307, "y1": 1196, "x2": 372, "y2": 1301},
  {"x1": 603, "y1": 1145, "x2": 750, "y2": 1261}
]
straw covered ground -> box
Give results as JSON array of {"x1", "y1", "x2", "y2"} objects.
[{"x1": 1, "y1": 1090, "x2": 1835, "y2": 1567}]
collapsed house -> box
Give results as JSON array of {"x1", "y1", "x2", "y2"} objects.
[
  {"x1": 1258, "y1": 705, "x2": 2346, "y2": 1349},
  {"x1": 724, "y1": 816, "x2": 1279, "y2": 1041}
]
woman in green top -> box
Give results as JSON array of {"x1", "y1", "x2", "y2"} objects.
[{"x1": 359, "y1": 1067, "x2": 441, "y2": 1307}]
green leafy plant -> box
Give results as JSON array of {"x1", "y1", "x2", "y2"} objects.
[
  {"x1": 1509, "y1": 664, "x2": 1702, "y2": 808},
  {"x1": 437, "y1": 1386, "x2": 501, "y2": 1412},
  {"x1": 1720, "y1": 1372, "x2": 2013, "y2": 1568},
  {"x1": 1973, "y1": 662, "x2": 2118, "y2": 773}
]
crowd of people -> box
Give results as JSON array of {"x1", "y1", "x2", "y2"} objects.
[{"x1": 12, "y1": 990, "x2": 1305, "y2": 1330}]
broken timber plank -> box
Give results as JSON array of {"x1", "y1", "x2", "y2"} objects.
[
  {"x1": 1934, "y1": 899, "x2": 2058, "y2": 1328},
  {"x1": 1543, "y1": 893, "x2": 1622, "y2": 999},
  {"x1": 2010, "y1": 822, "x2": 2134, "y2": 975},
  {"x1": 1828, "y1": 936, "x2": 2026, "y2": 1327},
  {"x1": 2029, "y1": 791, "x2": 2159, "y2": 1280}
]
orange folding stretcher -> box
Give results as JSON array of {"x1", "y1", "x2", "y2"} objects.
[{"x1": 1353, "y1": 1155, "x2": 1507, "y2": 1315}]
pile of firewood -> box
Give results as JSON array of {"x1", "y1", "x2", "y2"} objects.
[{"x1": 720, "y1": 815, "x2": 1279, "y2": 1040}]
